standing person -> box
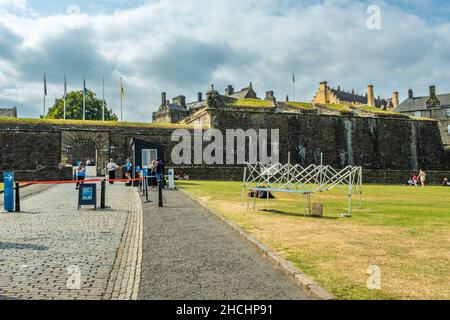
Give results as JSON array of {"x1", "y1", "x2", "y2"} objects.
[
  {"x1": 76, "y1": 163, "x2": 86, "y2": 190},
  {"x1": 150, "y1": 160, "x2": 158, "y2": 188},
  {"x1": 107, "y1": 158, "x2": 119, "y2": 185},
  {"x1": 418, "y1": 169, "x2": 427, "y2": 188},
  {"x1": 156, "y1": 158, "x2": 165, "y2": 188},
  {"x1": 125, "y1": 158, "x2": 133, "y2": 186}
]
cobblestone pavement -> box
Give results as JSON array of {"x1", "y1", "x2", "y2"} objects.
[
  {"x1": 139, "y1": 189, "x2": 311, "y2": 300},
  {"x1": 0, "y1": 182, "x2": 140, "y2": 300}
]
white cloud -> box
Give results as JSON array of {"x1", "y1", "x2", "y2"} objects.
[{"x1": 0, "y1": 0, "x2": 450, "y2": 120}]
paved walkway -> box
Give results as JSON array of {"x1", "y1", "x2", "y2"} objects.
[
  {"x1": 0, "y1": 182, "x2": 140, "y2": 300},
  {"x1": 138, "y1": 189, "x2": 311, "y2": 300}
]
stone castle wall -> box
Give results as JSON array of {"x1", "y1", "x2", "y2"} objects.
[
  {"x1": 0, "y1": 112, "x2": 447, "y2": 183},
  {"x1": 208, "y1": 109, "x2": 445, "y2": 171}
]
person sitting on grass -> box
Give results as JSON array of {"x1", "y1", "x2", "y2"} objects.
[{"x1": 443, "y1": 178, "x2": 450, "y2": 187}]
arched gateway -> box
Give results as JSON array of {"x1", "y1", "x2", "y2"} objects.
[{"x1": 61, "y1": 131, "x2": 110, "y2": 176}]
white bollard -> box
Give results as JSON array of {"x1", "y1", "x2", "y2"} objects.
[{"x1": 168, "y1": 169, "x2": 175, "y2": 190}]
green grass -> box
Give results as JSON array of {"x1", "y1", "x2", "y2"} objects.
[
  {"x1": 354, "y1": 106, "x2": 410, "y2": 118},
  {"x1": 285, "y1": 102, "x2": 315, "y2": 110},
  {"x1": 0, "y1": 183, "x2": 3, "y2": 192},
  {"x1": 177, "y1": 181, "x2": 450, "y2": 300},
  {"x1": 227, "y1": 99, "x2": 274, "y2": 108},
  {"x1": 0, "y1": 117, "x2": 194, "y2": 129},
  {"x1": 320, "y1": 104, "x2": 353, "y2": 114}
]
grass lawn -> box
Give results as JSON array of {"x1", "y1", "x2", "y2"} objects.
[
  {"x1": 0, "y1": 183, "x2": 3, "y2": 191},
  {"x1": 177, "y1": 181, "x2": 450, "y2": 300}
]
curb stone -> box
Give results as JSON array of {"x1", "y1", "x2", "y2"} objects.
[
  {"x1": 180, "y1": 189, "x2": 335, "y2": 301},
  {"x1": 105, "y1": 188, "x2": 143, "y2": 300}
]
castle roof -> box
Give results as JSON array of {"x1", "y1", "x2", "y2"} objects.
[
  {"x1": 229, "y1": 86, "x2": 257, "y2": 99},
  {"x1": 166, "y1": 104, "x2": 186, "y2": 112},
  {"x1": 330, "y1": 89, "x2": 367, "y2": 105},
  {"x1": 395, "y1": 93, "x2": 450, "y2": 112},
  {"x1": 0, "y1": 107, "x2": 17, "y2": 118}
]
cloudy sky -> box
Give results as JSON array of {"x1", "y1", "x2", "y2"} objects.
[{"x1": 0, "y1": 0, "x2": 449, "y2": 121}]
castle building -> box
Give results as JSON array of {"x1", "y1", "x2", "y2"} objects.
[
  {"x1": 0, "y1": 107, "x2": 17, "y2": 118},
  {"x1": 311, "y1": 81, "x2": 390, "y2": 109},
  {"x1": 394, "y1": 85, "x2": 450, "y2": 149}
]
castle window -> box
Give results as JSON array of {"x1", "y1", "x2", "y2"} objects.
[
  {"x1": 414, "y1": 111, "x2": 422, "y2": 118},
  {"x1": 448, "y1": 125, "x2": 450, "y2": 135},
  {"x1": 447, "y1": 109, "x2": 450, "y2": 117}
]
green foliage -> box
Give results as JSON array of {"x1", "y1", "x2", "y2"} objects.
[
  {"x1": 286, "y1": 102, "x2": 315, "y2": 110},
  {"x1": 357, "y1": 105, "x2": 410, "y2": 118},
  {"x1": 45, "y1": 90, "x2": 118, "y2": 121},
  {"x1": 0, "y1": 117, "x2": 194, "y2": 129},
  {"x1": 227, "y1": 98, "x2": 274, "y2": 108},
  {"x1": 322, "y1": 104, "x2": 353, "y2": 114}
]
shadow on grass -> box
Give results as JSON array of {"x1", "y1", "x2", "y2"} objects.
[{"x1": 258, "y1": 209, "x2": 339, "y2": 220}]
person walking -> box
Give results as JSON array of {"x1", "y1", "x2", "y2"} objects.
[
  {"x1": 76, "y1": 163, "x2": 86, "y2": 190},
  {"x1": 125, "y1": 158, "x2": 133, "y2": 186},
  {"x1": 418, "y1": 169, "x2": 427, "y2": 188},
  {"x1": 107, "y1": 158, "x2": 119, "y2": 185}
]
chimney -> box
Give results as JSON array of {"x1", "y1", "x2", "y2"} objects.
[
  {"x1": 225, "y1": 85, "x2": 234, "y2": 96},
  {"x1": 367, "y1": 85, "x2": 375, "y2": 107},
  {"x1": 161, "y1": 92, "x2": 167, "y2": 108},
  {"x1": 265, "y1": 91, "x2": 276, "y2": 102},
  {"x1": 408, "y1": 89, "x2": 414, "y2": 99},
  {"x1": 316, "y1": 81, "x2": 329, "y2": 104},
  {"x1": 429, "y1": 85, "x2": 436, "y2": 98},
  {"x1": 198, "y1": 92, "x2": 203, "y2": 102},
  {"x1": 392, "y1": 91, "x2": 399, "y2": 108},
  {"x1": 172, "y1": 95, "x2": 186, "y2": 108}
]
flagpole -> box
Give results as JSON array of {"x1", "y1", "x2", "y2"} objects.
[
  {"x1": 43, "y1": 72, "x2": 46, "y2": 118},
  {"x1": 83, "y1": 75, "x2": 86, "y2": 121},
  {"x1": 63, "y1": 73, "x2": 66, "y2": 120},
  {"x1": 120, "y1": 76, "x2": 123, "y2": 122},
  {"x1": 102, "y1": 76, "x2": 105, "y2": 121},
  {"x1": 292, "y1": 73, "x2": 295, "y2": 102}
]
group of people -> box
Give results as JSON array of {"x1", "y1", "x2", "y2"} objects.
[
  {"x1": 106, "y1": 158, "x2": 166, "y2": 188},
  {"x1": 407, "y1": 170, "x2": 427, "y2": 187},
  {"x1": 106, "y1": 158, "x2": 133, "y2": 185}
]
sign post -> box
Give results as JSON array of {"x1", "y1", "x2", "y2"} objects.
[
  {"x1": 3, "y1": 172, "x2": 14, "y2": 212},
  {"x1": 78, "y1": 183, "x2": 97, "y2": 210}
]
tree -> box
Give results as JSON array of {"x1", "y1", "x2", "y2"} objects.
[{"x1": 45, "y1": 90, "x2": 118, "y2": 121}]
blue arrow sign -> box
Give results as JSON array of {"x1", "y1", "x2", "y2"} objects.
[{"x1": 3, "y1": 172, "x2": 14, "y2": 212}]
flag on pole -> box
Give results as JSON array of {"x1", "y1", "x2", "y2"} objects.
[
  {"x1": 44, "y1": 73, "x2": 47, "y2": 96},
  {"x1": 64, "y1": 74, "x2": 67, "y2": 97},
  {"x1": 83, "y1": 75, "x2": 88, "y2": 96},
  {"x1": 292, "y1": 73, "x2": 295, "y2": 83},
  {"x1": 120, "y1": 77, "x2": 124, "y2": 99}
]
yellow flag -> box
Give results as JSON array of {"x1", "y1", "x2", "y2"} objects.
[{"x1": 120, "y1": 77, "x2": 124, "y2": 99}]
